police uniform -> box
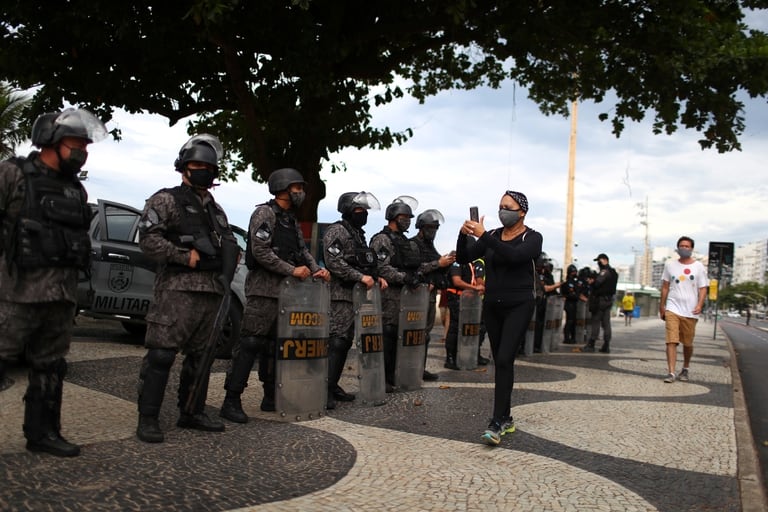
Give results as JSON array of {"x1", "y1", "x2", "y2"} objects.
[
  {"x1": 323, "y1": 217, "x2": 377, "y2": 407},
  {"x1": 560, "y1": 265, "x2": 583, "y2": 344},
  {"x1": 370, "y1": 225, "x2": 422, "y2": 388},
  {"x1": 411, "y1": 232, "x2": 449, "y2": 380},
  {"x1": 444, "y1": 262, "x2": 476, "y2": 368},
  {"x1": 136, "y1": 183, "x2": 237, "y2": 437},
  {"x1": 0, "y1": 153, "x2": 91, "y2": 456},
  {"x1": 221, "y1": 199, "x2": 321, "y2": 416}
]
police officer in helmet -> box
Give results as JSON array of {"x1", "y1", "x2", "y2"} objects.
[
  {"x1": 135, "y1": 134, "x2": 239, "y2": 443},
  {"x1": 370, "y1": 196, "x2": 424, "y2": 391},
  {"x1": 411, "y1": 209, "x2": 455, "y2": 380},
  {"x1": 323, "y1": 191, "x2": 388, "y2": 409},
  {"x1": 219, "y1": 168, "x2": 329, "y2": 423},
  {"x1": 0, "y1": 108, "x2": 107, "y2": 456}
]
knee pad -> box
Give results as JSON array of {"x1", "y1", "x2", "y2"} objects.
[{"x1": 146, "y1": 348, "x2": 176, "y2": 370}]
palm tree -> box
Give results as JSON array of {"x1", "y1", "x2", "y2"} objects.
[{"x1": 0, "y1": 82, "x2": 30, "y2": 160}]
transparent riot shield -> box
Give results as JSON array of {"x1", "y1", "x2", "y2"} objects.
[
  {"x1": 524, "y1": 307, "x2": 536, "y2": 356},
  {"x1": 353, "y1": 282, "x2": 386, "y2": 406},
  {"x1": 543, "y1": 296, "x2": 565, "y2": 352},
  {"x1": 576, "y1": 301, "x2": 589, "y2": 344},
  {"x1": 456, "y1": 290, "x2": 482, "y2": 370},
  {"x1": 276, "y1": 277, "x2": 330, "y2": 421},
  {"x1": 395, "y1": 284, "x2": 429, "y2": 390}
]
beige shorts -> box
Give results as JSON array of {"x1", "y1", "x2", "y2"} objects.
[{"x1": 665, "y1": 311, "x2": 698, "y2": 347}]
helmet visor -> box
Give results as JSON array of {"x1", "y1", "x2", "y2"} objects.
[
  {"x1": 56, "y1": 109, "x2": 108, "y2": 143},
  {"x1": 351, "y1": 192, "x2": 381, "y2": 211}
]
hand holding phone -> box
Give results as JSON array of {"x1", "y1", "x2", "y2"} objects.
[{"x1": 469, "y1": 206, "x2": 479, "y2": 222}]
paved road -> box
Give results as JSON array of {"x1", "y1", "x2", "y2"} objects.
[
  {"x1": 1, "y1": 317, "x2": 766, "y2": 511},
  {"x1": 719, "y1": 318, "x2": 768, "y2": 499}
]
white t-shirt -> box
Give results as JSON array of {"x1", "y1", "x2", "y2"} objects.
[{"x1": 662, "y1": 259, "x2": 708, "y2": 318}]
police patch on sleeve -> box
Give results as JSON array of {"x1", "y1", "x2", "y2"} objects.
[
  {"x1": 138, "y1": 208, "x2": 160, "y2": 231},
  {"x1": 327, "y1": 239, "x2": 342, "y2": 256},
  {"x1": 376, "y1": 248, "x2": 390, "y2": 262},
  {"x1": 255, "y1": 222, "x2": 272, "y2": 241}
]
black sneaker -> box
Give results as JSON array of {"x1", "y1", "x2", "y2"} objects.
[
  {"x1": 423, "y1": 370, "x2": 439, "y2": 381},
  {"x1": 481, "y1": 419, "x2": 502, "y2": 446},
  {"x1": 332, "y1": 386, "x2": 356, "y2": 402}
]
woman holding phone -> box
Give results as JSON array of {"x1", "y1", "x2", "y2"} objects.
[{"x1": 456, "y1": 191, "x2": 542, "y2": 446}]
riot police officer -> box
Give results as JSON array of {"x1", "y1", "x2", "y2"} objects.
[
  {"x1": 323, "y1": 191, "x2": 388, "y2": 409},
  {"x1": 136, "y1": 134, "x2": 239, "y2": 443},
  {"x1": 560, "y1": 264, "x2": 582, "y2": 344},
  {"x1": 219, "y1": 168, "x2": 329, "y2": 423},
  {"x1": 411, "y1": 209, "x2": 455, "y2": 380},
  {"x1": 370, "y1": 196, "x2": 424, "y2": 391},
  {"x1": 0, "y1": 108, "x2": 107, "y2": 456}
]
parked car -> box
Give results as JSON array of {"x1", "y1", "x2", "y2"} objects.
[{"x1": 76, "y1": 199, "x2": 246, "y2": 358}]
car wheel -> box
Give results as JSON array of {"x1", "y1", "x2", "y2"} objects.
[
  {"x1": 121, "y1": 321, "x2": 147, "y2": 338},
  {"x1": 216, "y1": 295, "x2": 243, "y2": 359}
]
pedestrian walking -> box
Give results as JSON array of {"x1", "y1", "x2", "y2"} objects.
[
  {"x1": 456, "y1": 191, "x2": 542, "y2": 446},
  {"x1": 660, "y1": 236, "x2": 707, "y2": 383}
]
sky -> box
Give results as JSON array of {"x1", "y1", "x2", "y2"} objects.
[{"x1": 15, "y1": 15, "x2": 768, "y2": 273}]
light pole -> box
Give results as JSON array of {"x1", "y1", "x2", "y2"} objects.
[{"x1": 636, "y1": 197, "x2": 651, "y2": 287}]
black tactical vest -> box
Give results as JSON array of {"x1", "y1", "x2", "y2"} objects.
[
  {"x1": 337, "y1": 219, "x2": 376, "y2": 276},
  {"x1": 246, "y1": 201, "x2": 305, "y2": 270},
  {"x1": 164, "y1": 185, "x2": 226, "y2": 271},
  {"x1": 380, "y1": 226, "x2": 421, "y2": 271},
  {"x1": 412, "y1": 235, "x2": 449, "y2": 289},
  {"x1": 8, "y1": 156, "x2": 91, "y2": 270}
]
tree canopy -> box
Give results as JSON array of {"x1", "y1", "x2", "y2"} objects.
[{"x1": 2, "y1": 0, "x2": 767, "y2": 219}]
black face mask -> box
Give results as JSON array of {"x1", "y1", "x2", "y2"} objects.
[
  {"x1": 344, "y1": 210, "x2": 368, "y2": 228},
  {"x1": 57, "y1": 146, "x2": 88, "y2": 176},
  {"x1": 187, "y1": 168, "x2": 216, "y2": 189},
  {"x1": 421, "y1": 227, "x2": 438, "y2": 242}
]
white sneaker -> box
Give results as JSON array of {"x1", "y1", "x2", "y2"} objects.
[
  {"x1": 678, "y1": 368, "x2": 689, "y2": 382},
  {"x1": 663, "y1": 373, "x2": 675, "y2": 383}
]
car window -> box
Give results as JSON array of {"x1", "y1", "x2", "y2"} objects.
[
  {"x1": 104, "y1": 205, "x2": 140, "y2": 243},
  {"x1": 231, "y1": 225, "x2": 247, "y2": 252}
]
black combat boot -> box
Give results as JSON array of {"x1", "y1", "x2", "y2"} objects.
[
  {"x1": 177, "y1": 359, "x2": 225, "y2": 432},
  {"x1": 260, "y1": 382, "x2": 276, "y2": 412},
  {"x1": 24, "y1": 363, "x2": 80, "y2": 457},
  {"x1": 583, "y1": 340, "x2": 596, "y2": 352},
  {"x1": 137, "y1": 349, "x2": 175, "y2": 443},
  {"x1": 0, "y1": 358, "x2": 14, "y2": 391},
  {"x1": 327, "y1": 337, "x2": 355, "y2": 409},
  {"x1": 220, "y1": 391, "x2": 248, "y2": 424},
  {"x1": 599, "y1": 342, "x2": 610, "y2": 354},
  {"x1": 137, "y1": 415, "x2": 164, "y2": 443},
  {"x1": 444, "y1": 355, "x2": 460, "y2": 370}
]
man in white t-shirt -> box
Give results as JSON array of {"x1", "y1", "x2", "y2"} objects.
[{"x1": 659, "y1": 236, "x2": 708, "y2": 383}]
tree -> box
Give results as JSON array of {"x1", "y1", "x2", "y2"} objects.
[
  {"x1": 2, "y1": 1, "x2": 767, "y2": 219},
  {"x1": 0, "y1": 82, "x2": 29, "y2": 160}
]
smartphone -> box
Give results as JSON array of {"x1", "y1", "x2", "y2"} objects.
[{"x1": 469, "y1": 206, "x2": 479, "y2": 222}]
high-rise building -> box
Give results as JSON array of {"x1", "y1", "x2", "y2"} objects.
[{"x1": 734, "y1": 239, "x2": 768, "y2": 285}]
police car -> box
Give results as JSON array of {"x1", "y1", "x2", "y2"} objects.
[{"x1": 76, "y1": 199, "x2": 246, "y2": 358}]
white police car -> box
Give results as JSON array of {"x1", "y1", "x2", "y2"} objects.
[{"x1": 76, "y1": 199, "x2": 246, "y2": 358}]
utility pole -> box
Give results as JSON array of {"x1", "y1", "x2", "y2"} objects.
[
  {"x1": 564, "y1": 99, "x2": 578, "y2": 267},
  {"x1": 637, "y1": 196, "x2": 651, "y2": 287}
]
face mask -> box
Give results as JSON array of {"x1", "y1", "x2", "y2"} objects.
[
  {"x1": 345, "y1": 210, "x2": 368, "y2": 228},
  {"x1": 57, "y1": 146, "x2": 88, "y2": 176},
  {"x1": 677, "y1": 248, "x2": 693, "y2": 259},
  {"x1": 421, "y1": 227, "x2": 438, "y2": 242},
  {"x1": 290, "y1": 190, "x2": 306, "y2": 208},
  {"x1": 187, "y1": 168, "x2": 216, "y2": 189},
  {"x1": 498, "y1": 209, "x2": 520, "y2": 228},
  {"x1": 396, "y1": 217, "x2": 411, "y2": 233}
]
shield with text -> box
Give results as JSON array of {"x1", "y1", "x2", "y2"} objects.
[
  {"x1": 353, "y1": 282, "x2": 386, "y2": 406},
  {"x1": 456, "y1": 290, "x2": 482, "y2": 370},
  {"x1": 575, "y1": 301, "x2": 589, "y2": 344},
  {"x1": 543, "y1": 296, "x2": 565, "y2": 352},
  {"x1": 276, "y1": 277, "x2": 330, "y2": 421},
  {"x1": 395, "y1": 284, "x2": 429, "y2": 390}
]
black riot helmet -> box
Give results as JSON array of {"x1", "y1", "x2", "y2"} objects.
[
  {"x1": 384, "y1": 195, "x2": 418, "y2": 221},
  {"x1": 31, "y1": 108, "x2": 107, "y2": 147},
  {"x1": 268, "y1": 168, "x2": 306, "y2": 194},
  {"x1": 174, "y1": 134, "x2": 223, "y2": 172},
  {"x1": 567, "y1": 264, "x2": 578, "y2": 275},
  {"x1": 337, "y1": 191, "x2": 381, "y2": 214},
  {"x1": 415, "y1": 209, "x2": 445, "y2": 229}
]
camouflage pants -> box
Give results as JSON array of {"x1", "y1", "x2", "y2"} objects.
[
  {"x1": 241, "y1": 295, "x2": 279, "y2": 337},
  {"x1": 329, "y1": 300, "x2": 354, "y2": 340},
  {"x1": 144, "y1": 290, "x2": 222, "y2": 355},
  {"x1": 0, "y1": 300, "x2": 74, "y2": 366}
]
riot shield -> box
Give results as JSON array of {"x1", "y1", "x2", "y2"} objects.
[
  {"x1": 276, "y1": 277, "x2": 330, "y2": 421},
  {"x1": 353, "y1": 282, "x2": 386, "y2": 406},
  {"x1": 523, "y1": 307, "x2": 536, "y2": 356},
  {"x1": 576, "y1": 301, "x2": 589, "y2": 344},
  {"x1": 395, "y1": 284, "x2": 429, "y2": 390},
  {"x1": 543, "y1": 296, "x2": 565, "y2": 352},
  {"x1": 456, "y1": 290, "x2": 482, "y2": 370}
]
